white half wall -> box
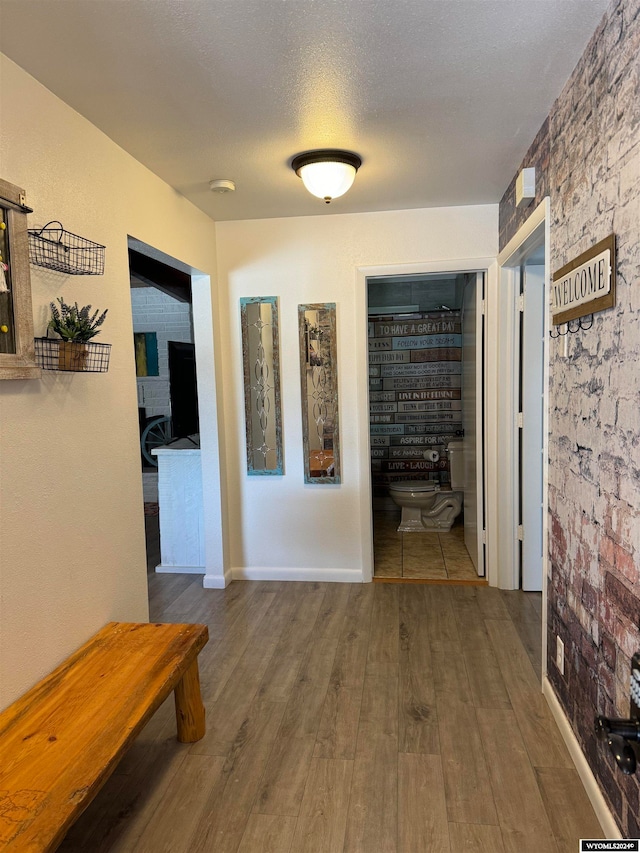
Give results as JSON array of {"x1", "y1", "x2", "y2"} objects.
[
  {"x1": 216, "y1": 206, "x2": 498, "y2": 580},
  {"x1": 0, "y1": 55, "x2": 220, "y2": 708}
]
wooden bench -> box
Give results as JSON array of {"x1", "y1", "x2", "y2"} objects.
[{"x1": 0, "y1": 621, "x2": 208, "y2": 852}]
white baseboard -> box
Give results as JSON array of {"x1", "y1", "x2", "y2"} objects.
[
  {"x1": 230, "y1": 566, "x2": 365, "y2": 584},
  {"x1": 155, "y1": 564, "x2": 204, "y2": 574},
  {"x1": 202, "y1": 571, "x2": 231, "y2": 589},
  {"x1": 542, "y1": 677, "x2": 621, "y2": 839}
]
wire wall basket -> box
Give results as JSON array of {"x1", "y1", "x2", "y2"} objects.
[
  {"x1": 34, "y1": 338, "x2": 111, "y2": 373},
  {"x1": 28, "y1": 221, "x2": 105, "y2": 275}
]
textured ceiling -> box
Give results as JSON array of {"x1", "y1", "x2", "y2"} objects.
[{"x1": 0, "y1": 0, "x2": 609, "y2": 221}]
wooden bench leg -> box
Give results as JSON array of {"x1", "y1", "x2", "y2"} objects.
[{"x1": 173, "y1": 658, "x2": 206, "y2": 742}]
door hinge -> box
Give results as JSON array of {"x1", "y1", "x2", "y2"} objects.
[
  {"x1": 481, "y1": 299, "x2": 486, "y2": 315},
  {"x1": 481, "y1": 529, "x2": 487, "y2": 544},
  {"x1": 517, "y1": 412, "x2": 524, "y2": 428},
  {"x1": 518, "y1": 293, "x2": 525, "y2": 312},
  {"x1": 517, "y1": 524, "x2": 524, "y2": 541}
]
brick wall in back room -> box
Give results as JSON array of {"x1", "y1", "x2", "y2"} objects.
[
  {"x1": 499, "y1": 0, "x2": 640, "y2": 835},
  {"x1": 130, "y1": 286, "x2": 193, "y2": 418}
]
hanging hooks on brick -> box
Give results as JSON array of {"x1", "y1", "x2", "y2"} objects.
[{"x1": 550, "y1": 314, "x2": 593, "y2": 337}]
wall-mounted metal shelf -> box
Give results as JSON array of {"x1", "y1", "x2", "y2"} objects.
[
  {"x1": 34, "y1": 337, "x2": 111, "y2": 372},
  {"x1": 28, "y1": 221, "x2": 105, "y2": 275}
]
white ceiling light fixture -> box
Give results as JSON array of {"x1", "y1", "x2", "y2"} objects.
[
  {"x1": 209, "y1": 179, "x2": 236, "y2": 193},
  {"x1": 291, "y1": 150, "x2": 362, "y2": 204}
]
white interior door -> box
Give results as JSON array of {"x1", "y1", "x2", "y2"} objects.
[
  {"x1": 521, "y1": 264, "x2": 545, "y2": 590},
  {"x1": 462, "y1": 272, "x2": 485, "y2": 576}
]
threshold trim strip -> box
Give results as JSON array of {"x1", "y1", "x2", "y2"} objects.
[{"x1": 373, "y1": 577, "x2": 488, "y2": 586}]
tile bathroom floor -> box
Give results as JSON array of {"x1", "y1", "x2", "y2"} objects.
[{"x1": 373, "y1": 511, "x2": 480, "y2": 581}]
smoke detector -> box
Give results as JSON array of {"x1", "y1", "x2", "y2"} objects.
[{"x1": 209, "y1": 179, "x2": 236, "y2": 194}]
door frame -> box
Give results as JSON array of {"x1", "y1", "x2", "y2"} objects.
[
  {"x1": 356, "y1": 257, "x2": 499, "y2": 586},
  {"x1": 462, "y1": 271, "x2": 486, "y2": 577},
  {"x1": 127, "y1": 237, "x2": 228, "y2": 589},
  {"x1": 496, "y1": 198, "x2": 550, "y2": 675}
]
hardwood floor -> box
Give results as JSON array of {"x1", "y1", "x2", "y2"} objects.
[{"x1": 58, "y1": 571, "x2": 603, "y2": 852}]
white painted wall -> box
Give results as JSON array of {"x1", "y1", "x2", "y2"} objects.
[
  {"x1": 0, "y1": 54, "x2": 498, "y2": 702},
  {"x1": 131, "y1": 286, "x2": 193, "y2": 418},
  {"x1": 215, "y1": 206, "x2": 498, "y2": 582},
  {"x1": 0, "y1": 55, "x2": 219, "y2": 708}
]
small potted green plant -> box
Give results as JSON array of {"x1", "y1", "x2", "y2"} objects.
[{"x1": 48, "y1": 297, "x2": 108, "y2": 371}]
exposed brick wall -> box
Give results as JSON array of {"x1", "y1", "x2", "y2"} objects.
[
  {"x1": 500, "y1": 0, "x2": 640, "y2": 836},
  {"x1": 498, "y1": 117, "x2": 550, "y2": 249},
  {"x1": 131, "y1": 286, "x2": 193, "y2": 418}
]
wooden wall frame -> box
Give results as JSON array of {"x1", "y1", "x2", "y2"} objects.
[
  {"x1": 551, "y1": 234, "x2": 616, "y2": 325},
  {"x1": 240, "y1": 296, "x2": 284, "y2": 475},
  {"x1": 298, "y1": 303, "x2": 340, "y2": 484},
  {"x1": 0, "y1": 178, "x2": 39, "y2": 380}
]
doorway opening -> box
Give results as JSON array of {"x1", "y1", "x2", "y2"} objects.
[
  {"x1": 366, "y1": 271, "x2": 486, "y2": 583},
  {"x1": 497, "y1": 199, "x2": 550, "y2": 675},
  {"x1": 497, "y1": 202, "x2": 549, "y2": 594},
  {"x1": 128, "y1": 242, "x2": 201, "y2": 575},
  {"x1": 517, "y1": 252, "x2": 545, "y2": 591}
]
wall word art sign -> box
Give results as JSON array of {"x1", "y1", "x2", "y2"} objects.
[{"x1": 551, "y1": 234, "x2": 616, "y2": 325}]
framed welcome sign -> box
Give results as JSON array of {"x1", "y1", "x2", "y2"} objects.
[{"x1": 551, "y1": 234, "x2": 616, "y2": 325}]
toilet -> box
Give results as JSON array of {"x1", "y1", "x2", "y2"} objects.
[{"x1": 388, "y1": 441, "x2": 465, "y2": 532}]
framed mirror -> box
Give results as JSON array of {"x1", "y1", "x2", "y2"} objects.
[
  {"x1": 298, "y1": 303, "x2": 340, "y2": 484},
  {"x1": 240, "y1": 296, "x2": 283, "y2": 475}
]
